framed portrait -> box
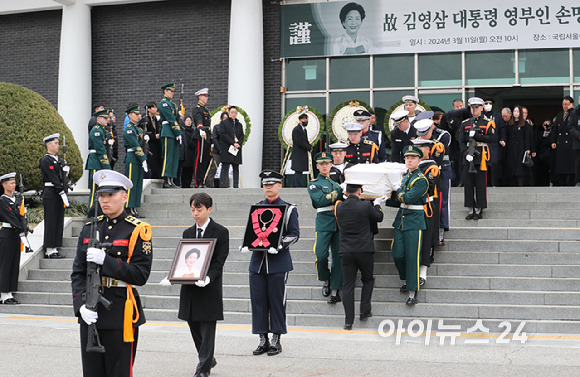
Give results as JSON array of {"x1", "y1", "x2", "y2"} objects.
[
  {"x1": 242, "y1": 204, "x2": 288, "y2": 252},
  {"x1": 168, "y1": 239, "x2": 217, "y2": 284}
]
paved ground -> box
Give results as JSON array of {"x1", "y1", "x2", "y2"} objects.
[{"x1": 1, "y1": 313, "x2": 580, "y2": 377}]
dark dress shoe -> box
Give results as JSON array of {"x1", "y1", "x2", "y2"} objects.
[
  {"x1": 194, "y1": 373, "x2": 209, "y2": 377},
  {"x1": 253, "y1": 334, "x2": 270, "y2": 355},
  {"x1": 473, "y1": 210, "x2": 482, "y2": 220},
  {"x1": 400, "y1": 284, "x2": 407, "y2": 293},
  {"x1": 1, "y1": 298, "x2": 19, "y2": 305},
  {"x1": 46, "y1": 252, "x2": 65, "y2": 259},
  {"x1": 211, "y1": 358, "x2": 217, "y2": 369},
  {"x1": 327, "y1": 291, "x2": 341, "y2": 304},
  {"x1": 360, "y1": 312, "x2": 372, "y2": 321},
  {"x1": 419, "y1": 278, "x2": 426, "y2": 287},
  {"x1": 406, "y1": 293, "x2": 418, "y2": 306},
  {"x1": 322, "y1": 282, "x2": 330, "y2": 297},
  {"x1": 465, "y1": 212, "x2": 474, "y2": 220},
  {"x1": 162, "y1": 182, "x2": 172, "y2": 188},
  {"x1": 267, "y1": 334, "x2": 282, "y2": 356},
  {"x1": 344, "y1": 324, "x2": 353, "y2": 331}
]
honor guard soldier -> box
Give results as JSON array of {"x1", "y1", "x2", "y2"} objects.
[
  {"x1": 159, "y1": 82, "x2": 182, "y2": 188},
  {"x1": 71, "y1": 170, "x2": 153, "y2": 377},
  {"x1": 0, "y1": 172, "x2": 32, "y2": 304},
  {"x1": 308, "y1": 152, "x2": 343, "y2": 304},
  {"x1": 390, "y1": 110, "x2": 417, "y2": 163},
  {"x1": 40, "y1": 133, "x2": 68, "y2": 259},
  {"x1": 123, "y1": 104, "x2": 148, "y2": 218},
  {"x1": 87, "y1": 109, "x2": 112, "y2": 210},
  {"x1": 355, "y1": 109, "x2": 387, "y2": 162},
  {"x1": 412, "y1": 138, "x2": 440, "y2": 285},
  {"x1": 431, "y1": 113, "x2": 452, "y2": 244},
  {"x1": 191, "y1": 88, "x2": 212, "y2": 188},
  {"x1": 335, "y1": 178, "x2": 384, "y2": 330},
  {"x1": 386, "y1": 145, "x2": 429, "y2": 305},
  {"x1": 344, "y1": 123, "x2": 379, "y2": 165},
  {"x1": 402, "y1": 95, "x2": 422, "y2": 124},
  {"x1": 459, "y1": 97, "x2": 496, "y2": 220},
  {"x1": 329, "y1": 142, "x2": 348, "y2": 184},
  {"x1": 240, "y1": 170, "x2": 299, "y2": 356}
]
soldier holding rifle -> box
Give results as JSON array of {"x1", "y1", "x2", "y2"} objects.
[{"x1": 71, "y1": 170, "x2": 152, "y2": 377}]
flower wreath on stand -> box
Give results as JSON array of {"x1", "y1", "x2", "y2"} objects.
[
  {"x1": 328, "y1": 99, "x2": 374, "y2": 143},
  {"x1": 210, "y1": 105, "x2": 252, "y2": 146}
]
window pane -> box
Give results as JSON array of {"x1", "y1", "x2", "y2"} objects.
[
  {"x1": 419, "y1": 92, "x2": 462, "y2": 112},
  {"x1": 374, "y1": 54, "x2": 414, "y2": 88},
  {"x1": 519, "y1": 49, "x2": 569, "y2": 84},
  {"x1": 574, "y1": 49, "x2": 580, "y2": 83},
  {"x1": 329, "y1": 92, "x2": 370, "y2": 112},
  {"x1": 285, "y1": 97, "x2": 327, "y2": 117},
  {"x1": 466, "y1": 51, "x2": 515, "y2": 86},
  {"x1": 330, "y1": 56, "x2": 369, "y2": 89},
  {"x1": 419, "y1": 52, "x2": 461, "y2": 87},
  {"x1": 286, "y1": 58, "x2": 326, "y2": 91}
]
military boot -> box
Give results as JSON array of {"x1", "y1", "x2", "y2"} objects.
[
  {"x1": 268, "y1": 334, "x2": 282, "y2": 356},
  {"x1": 252, "y1": 334, "x2": 270, "y2": 355}
]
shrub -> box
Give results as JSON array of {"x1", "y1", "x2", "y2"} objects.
[{"x1": 0, "y1": 82, "x2": 83, "y2": 191}]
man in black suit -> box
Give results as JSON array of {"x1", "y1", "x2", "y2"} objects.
[
  {"x1": 334, "y1": 180, "x2": 384, "y2": 331},
  {"x1": 218, "y1": 106, "x2": 245, "y2": 188},
  {"x1": 178, "y1": 192, "x2": 230, "y2": 377},
  {"x1": 390, "y1": 110, "x2": 416, "y2": 163},
  {"x1": 290, "y1": 113, "x2": 313, "y2": 187}
]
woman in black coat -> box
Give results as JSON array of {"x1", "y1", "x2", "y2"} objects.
[
  {"x1": 218, "y1": 106, "x2": 245, "y2": 188},
  {"x1": 504, "y1": 105, "x2": 532, "y2": 186},
  {"x1": 181, "y1": 116, "x2": 197, "y2": 188}
]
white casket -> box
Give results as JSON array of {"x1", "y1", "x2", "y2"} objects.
[{"x1": 342, "y1": 162, "x2": 407, "y2": 199}]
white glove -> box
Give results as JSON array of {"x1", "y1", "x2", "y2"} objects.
[
  {"x1": 393, "y1": 183, "x2": 401, "y2": 191},
  {"x1": 195, "y1": 276, "x2": 210, "y2": 287},
  {"x1": 107, "y1": 139, "x2": 115, "y2": 146},
  {"x1": 469, "y1": 130, "x2": 476, "y2": 138},
  {"x1": 240, "y1": 246, "x2": 250, "y2": 253},
  {"x1": 156, "y1": 115, "x2": 161, "y2": 121},
  {"x1": 179, "y1": 111, "x2": 184, "y2": 117},
  {"x1": 144, "y1": 135, "x2": 150, "y2": 142},
  {"x1": 268, "y1": 247, "x2": 278, "y2": 255},
  {"x1": 159, "y1": 276, "x2": 172, "y2": 286},
  {"x1": 63, "y1": 165, "x2": 70, "y2": 173},
  {"x1": 200, "y1": 130, "x2": 206, "y2": 137},
  {"x1": 19, "y1": 234, "x2": 31, "y2": 250},
  {"x1": 87, "y1": 247, "x2": 106, "y2": 265},
  {"x1": 466, "y1": 155, "x2": 474, "y2": 163},
  {"x1": 79, "y1": 304, "x2": 98, "y2": 325},
  {"x1": 373, "y1": 195, "x2": 388, "y2": 206},
  {"x1": 60, "y1": 192, "x2": 70, "y2": 207},
  {"x1": 177, "y1": 135, "x2": 182, "y2": 144},
  {"x1": 142, "y1": 161, "x2": 149, "y2": 173}
]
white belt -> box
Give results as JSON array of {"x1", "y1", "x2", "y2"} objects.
[
  {"x1": 162, "y1": 121, "x2": 169, "y2": 125},
  {"x1": 317, "y1": 206, "x2": 333, "y2": 212},
  {"x1": 127, "y1": 148, "x2": 134, "y2": 152},
  {"x1": 89, "y1": 149, "x2": 96, "y2": 153},
  {"x1": 400, "y1": 204, "x2": 424, "y2": 210},
  {"x1": 443, "y1": 155, "x2": 450, "y2": 161},
  {"x1": 428, "y1": 197, "x2": 433, "y2": 202},
  {"x1": 45, "y1": 182, "x2": 54, "y2": 187},
  {"x1": 2, "y1": 222, "x2": 13, "y2": 228},
  {"x1": 102, "y1": 277, "x2": 127, "y2": 288}
]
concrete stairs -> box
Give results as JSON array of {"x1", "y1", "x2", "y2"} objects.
[{"x1": 3, "y1": 185, "x2": 580, "y2": 334}]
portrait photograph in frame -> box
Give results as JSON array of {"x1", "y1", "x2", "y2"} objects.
[
  {"x1": 168, "y1": 239, "x2": 217, "y2": 284},
  {"x1": 242, "y1": 204, "x2": 288, "y2": 252}
]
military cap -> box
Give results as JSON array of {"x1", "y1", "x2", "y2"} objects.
[
  {"x1": 43, "y1": 133, "x2": 60, "y2": 143},
  {"x1": 403, "y1": 145, "x2": 423, "y2": 157},
  {"x1": 414, "y1": 111, "x2": 434, "y2": 121},
  {"x1": 126, "y1": 104, "x2": 140, "y2": 114},
  {"x1": 93, "y1": 109, "x2": 109, "y2": 118},
  {"x1": 468, "y1": 97, "x2": 484, "y2": 106},
  {"x1": 260, "y1": 169, "x2": 284, "y2": 185},
  {"x1": 94, "y1": 169, "x2": 133, "y2": 193},
  {"x1": 353, "y1": 109, "x2": 371, "y2": 121},
  {"x1": 195, "y1": 88, "x2": 209, "y2": 96},
  {"x1": 162, "y1": 82, "x2": 176, "y2": 91},
  {"x1": 0, "y1": 172, "x2": 16, "y2": 183},
  {"x1": 329, "y1": 142, "x2": 348, "y2": 152},
  {"x1": 414, "y1": 119, "x2": 434, "y2": 136},
  {"x1": 390, "y1": 110, "x2": 409, "y2": 122},
  {"x1": 345, "y1": 123, "x2": 363, "y2": 132},
  {"x1": 412, "y1": 138, "x2": 434, "y2": 147},
  {"x1": 314, "y1": 152, "x2": 333, "y2": 163},
  {"x1": 402, "y1": 95, "x2": 419, "y2": 103}
]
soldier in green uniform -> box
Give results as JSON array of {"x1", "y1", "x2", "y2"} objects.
[
  {"x1": 123, "y1": 104, "x2": 148, "y2": 218},
  {"x1": 344, "y1": 123, "x2": 379, "y2": 165},
  {"x1": 191, "y1": 88, "x2": 212, "y2": 188},
  {"x1": 159, "y1": 82, "x2": 182, "y2": 188},
  {"x1": 86, "y1": 109, "x2": 111, "y2": 209},
  {"x1": 386, "y1": 145, "x2": 428, "y2": 306},
  {"x1": 307, "y1": 152, "x2": 343, "y2": 304}
]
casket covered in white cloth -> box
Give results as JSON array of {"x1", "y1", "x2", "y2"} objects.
[{"x1": 342, "y1": 162, "x2": 407, "y2": 199}]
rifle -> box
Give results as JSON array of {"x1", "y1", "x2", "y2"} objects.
[
  {"x1": 84, "y1": 203, "x2": 112, "y2": 353},
  {"x1": 18, "y1": 174, "x2": 33, "y2": 253},
  {"x1": 138, "y1": 116, "x2": 153, "y2": 158},
  {"x1": 179, "y1": 83, "x2": 186, "y2": 116},
  {"x1": 61, "y1": 135, "x2": 72, "y2": 194},
  {"x1": 466, "y1": 123, "x2": 481, "y2": 174}
]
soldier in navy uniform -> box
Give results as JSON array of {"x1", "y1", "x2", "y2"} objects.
[
  {"x1": 308, "y1": 152, "x2": 343, "y2": 304},
  {"x1": 402, "y1": 95, "x2": 422, "y2": 124},
  {"x1": 40, "y1": 133, "x2": 68, "y2": 259},
  {"x1": 390, "y1": 110, "x2": 417, "y2": 163},
  {"x1": 431, "y1": 112, "x2": 452, "y2": 243},
  {"x1": 191, "y1": 88, "x2": 212, "y2": 188},
  {"x1": 329, "y1": 142, "x2": 348, "y2": 184},
  {"x1": 0, "y1": 172, "x2": 31, "y2": 304},
  {"x1": 344, "y1": 123, "x2": 378, "y2": 165},
  {"x1": 71, "y1": 170, "x2": 153, "y2": 377},
  {"x1": 355, "y1": 109, "x2": 387, "y2": 162},
  {"x1": 240, "y1": 170, "x2": 299, "y2": 356}
]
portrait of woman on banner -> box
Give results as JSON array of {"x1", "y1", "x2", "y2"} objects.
[{"x1": 332, "y1": 2, "x2": 372, "y2": 55}]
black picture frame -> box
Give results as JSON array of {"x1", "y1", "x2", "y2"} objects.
[
  {"x1": 168, "y1": 239, "x2": 217, "y2": 284},
  {"x1": 242, "y1": 204, "x2": 288, "y2": 252}
]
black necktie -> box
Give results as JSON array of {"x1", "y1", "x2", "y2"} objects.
[{"x1": 197, "y1": 228, "x2": 203, "y2": 239}]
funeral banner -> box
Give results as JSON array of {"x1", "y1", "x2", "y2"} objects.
[{"x1": 281, "y1": 0, "x2": 580, "y2": 58}]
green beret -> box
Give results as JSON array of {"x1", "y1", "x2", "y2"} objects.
[
  {"x1": 162, "y1": 82, "x2": 176, "y2": 91},
  {"x1": 93, "y1": 109, "x2": 109, "y2": 118},
  {"x1": 126, "y1": 104, "x2": 139, "y2": 114},
  {"x1": 314, "y1": 152, "x2": 332, "y2": 163},
  {"x1": 403, "y1": 145, "x2": 422, "y2": 157}
]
